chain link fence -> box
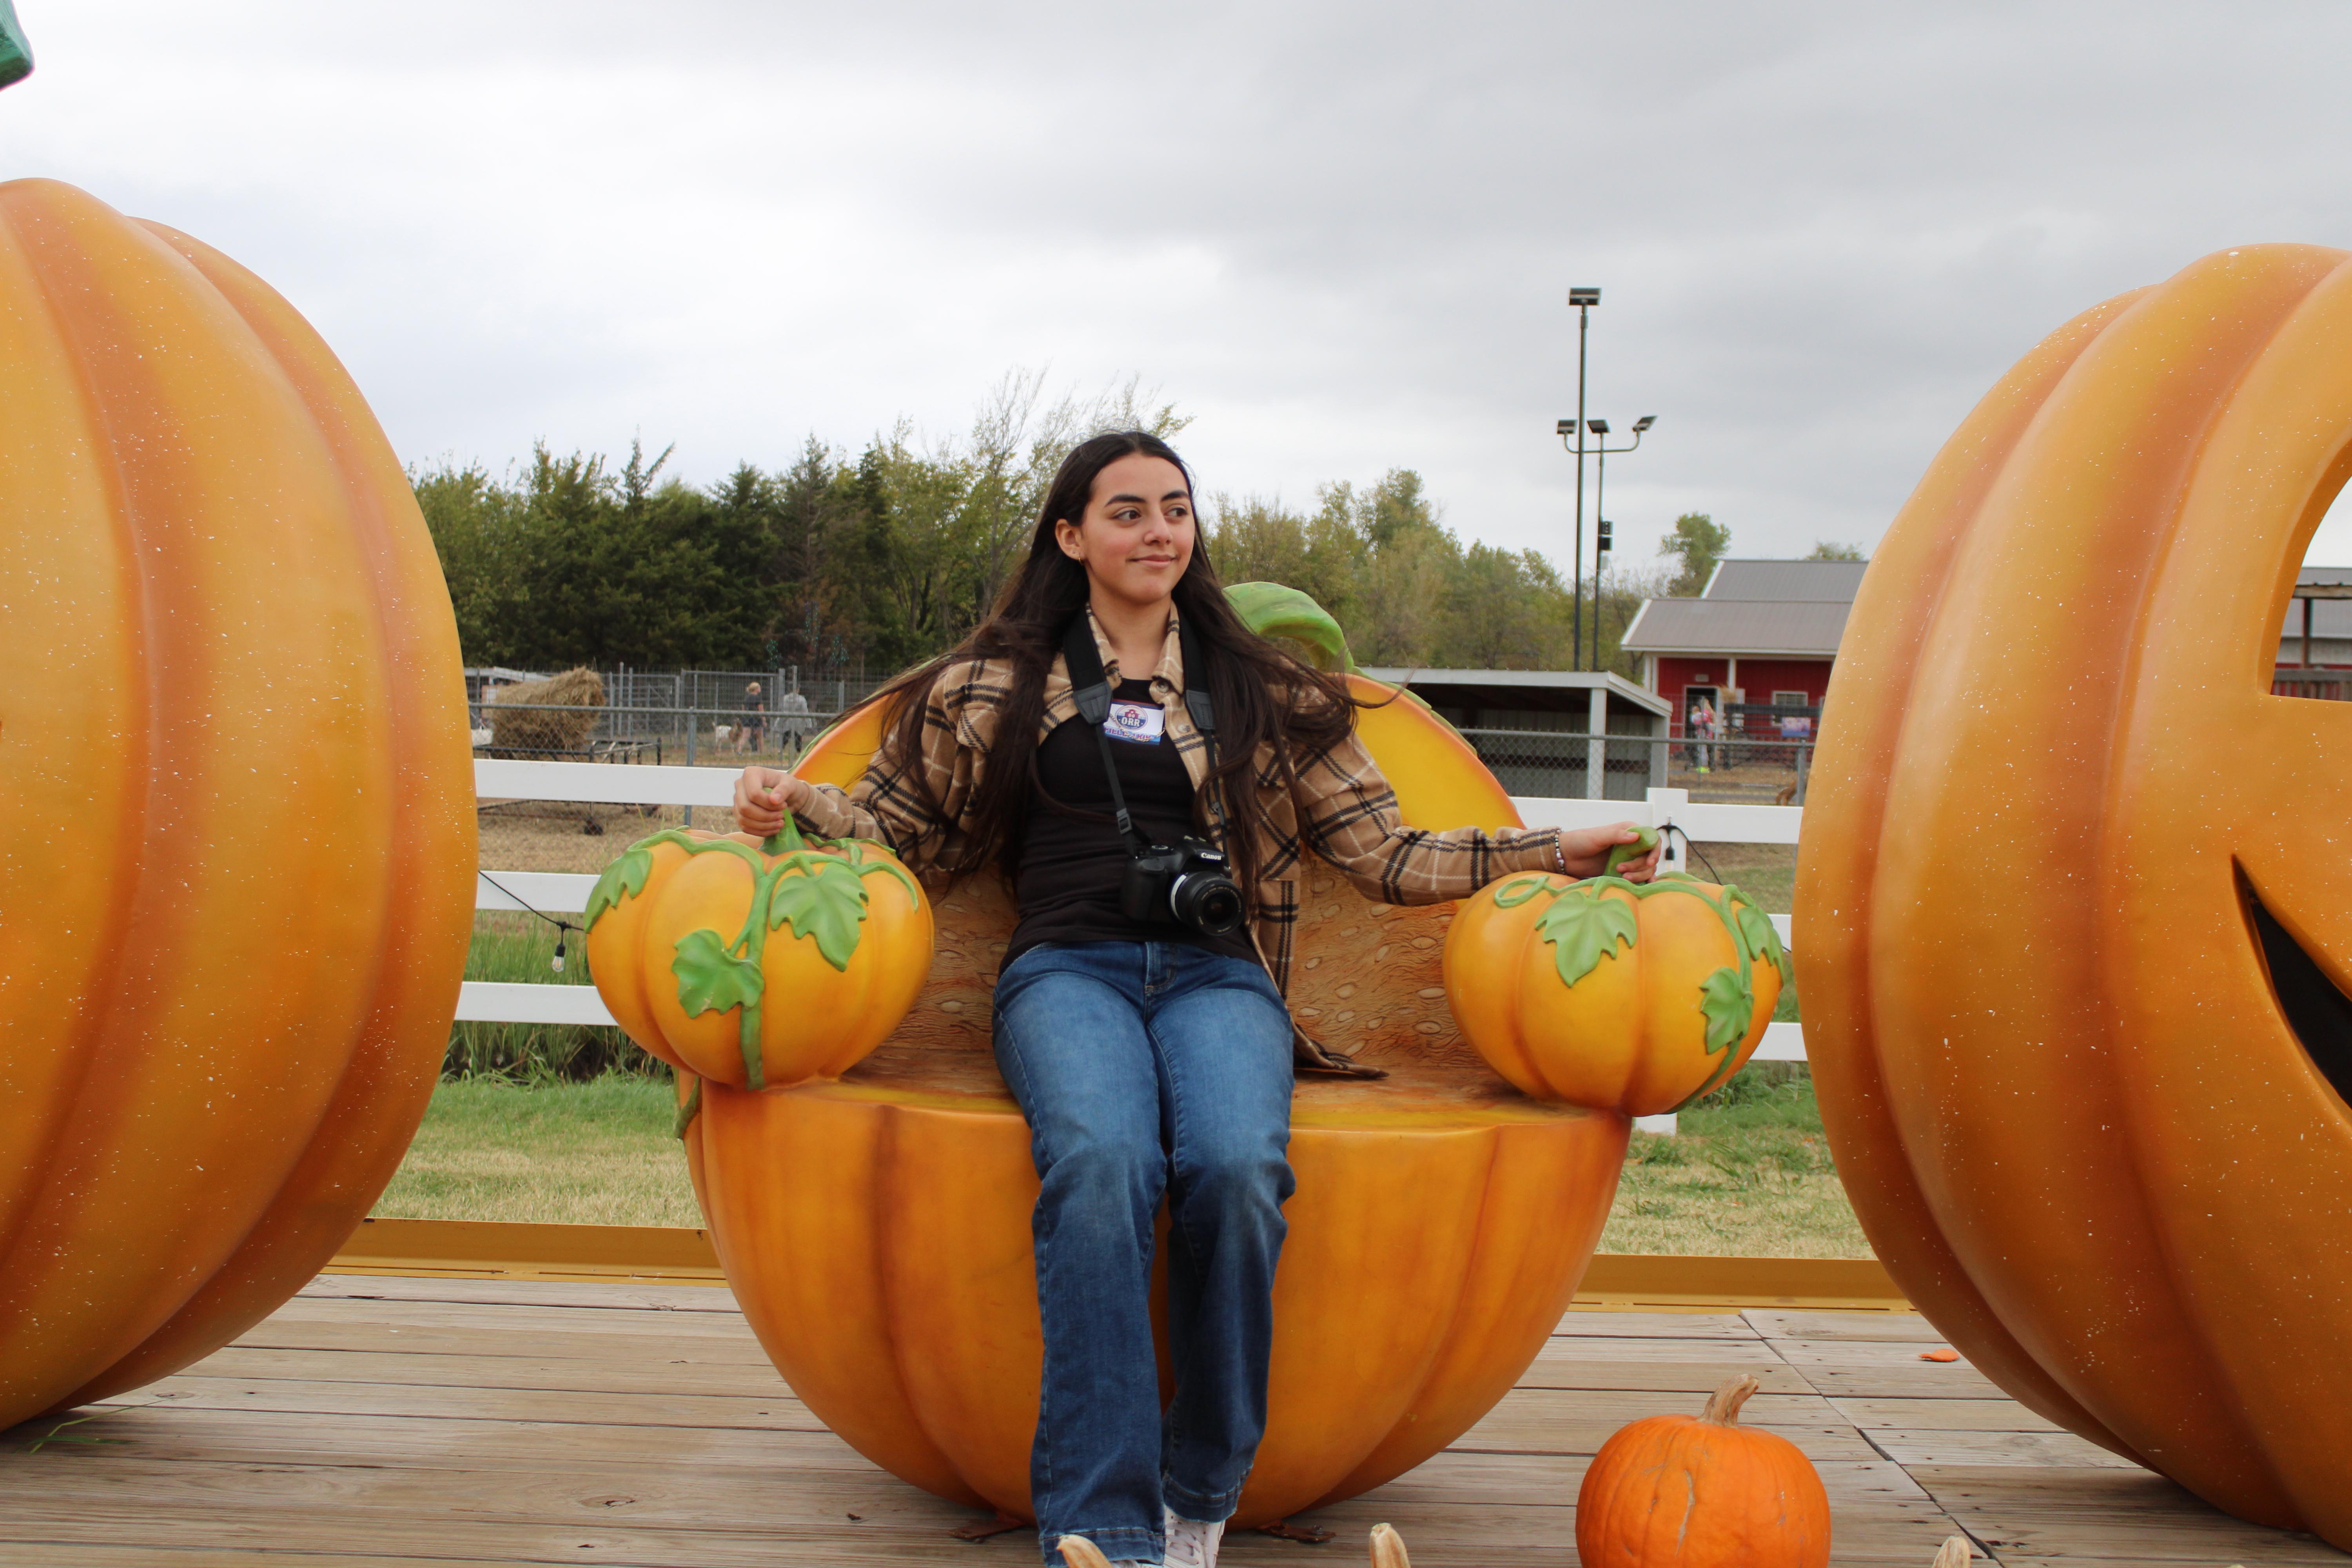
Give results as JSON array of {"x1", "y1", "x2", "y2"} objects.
[
  {"x1": 468, "y1": 665, "x2": 900, "y2": 874},
  {"x1": 1453, "y1": 728, "x2": 1662, "y2": 802}
]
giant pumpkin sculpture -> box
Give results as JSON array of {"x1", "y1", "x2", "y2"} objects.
[
  {"x1": 1795, "y1": 243, "x2": 2352, "y2": 1545},
  {"x1": 625, "y1": 587, "x2": 1630, "y2": 1527},
  {"x1": 0, "y1": 180, "x2": 476, "y2": 1430}
]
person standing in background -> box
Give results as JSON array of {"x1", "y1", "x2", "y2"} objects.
[{"x1": 737, "y1": 681, "x2": 767, "y2": 755}]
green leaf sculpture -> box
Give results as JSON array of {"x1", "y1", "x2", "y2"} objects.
[
  {"x1": 673, "y1": 928, "x2": 766, "y2": 1018},
  {"x1": 1530, "y1": 887, "x2": 1640, "y2": 987},
  {"x1": 769, "y1": 860, "x2": 873, "y2": 972}
]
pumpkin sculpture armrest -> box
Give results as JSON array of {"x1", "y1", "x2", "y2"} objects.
[
  {"x1": 586, "y1": 815, "x2": 934, "y2": 1091},
  {"x1": 1443, "y1": 829, "x2": 1789, "y2": 1116}
]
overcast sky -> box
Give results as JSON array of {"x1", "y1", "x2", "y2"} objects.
[{"x1": 10, "y1": 1, "x2": 2352, "y2": 572}]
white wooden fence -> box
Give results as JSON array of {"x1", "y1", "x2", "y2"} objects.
[{"x1": 462, "y1": 764, "x2": 1808, "y2": 1129}]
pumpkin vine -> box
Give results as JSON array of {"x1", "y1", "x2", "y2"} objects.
[
  {"x1": 1490, "y1": 865, "x2": 1792, "y2": 1111},
  {"x1": 584, "y1": 815, "x2": 918, "y2": 1089}
]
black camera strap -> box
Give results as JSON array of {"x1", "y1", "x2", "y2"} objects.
[{"x1": 1061, "y1": 611, "x2": 1220, "y2": 858}]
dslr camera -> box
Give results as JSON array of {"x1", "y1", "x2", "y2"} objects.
[{"x1": 1120, "y1": 837, "x2": 1247, "y2": 936}]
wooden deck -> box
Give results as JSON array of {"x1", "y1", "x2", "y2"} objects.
[{"x1": 2, "y1": 1275, "x2": 2344, "y2": 1567}]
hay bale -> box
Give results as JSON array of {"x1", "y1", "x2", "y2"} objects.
[{"x1": 486, "y1": 666, "x2": 605, "y2": 754}]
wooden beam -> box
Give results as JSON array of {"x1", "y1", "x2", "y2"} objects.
[{"x1": 329, "y1": 1219, "x2": 1905, "y2": 1308}]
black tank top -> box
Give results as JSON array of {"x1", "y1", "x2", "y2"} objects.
[{"x1": 1004, "y1": 679, "x2": 1257, "y2": 970}]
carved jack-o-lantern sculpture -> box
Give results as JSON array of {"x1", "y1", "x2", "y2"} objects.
[
  {"x1": 609, "y1": 586, "x2": 1632, "y2": 1528},
  {"x1": 1445, "y1": 838, "x2": 1786, "y2": 1115},
  {"x1": 0, "y1": 179, "x2": 475, "y2": 1430},
  {"x1": 1796, "y1": 243, "x2": 2352, "y2": 1546}
]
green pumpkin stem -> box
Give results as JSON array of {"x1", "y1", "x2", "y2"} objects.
[
  {"x1": 760, "y1": 799, "x2": 809, "y2": 857},
  {"x1": 1601, "y1": 826, "x2": 1660, "y2": 877}
]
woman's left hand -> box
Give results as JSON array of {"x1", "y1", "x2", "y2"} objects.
[{"x1": 1561, "y1": 823, "x2": 1660, "y2": 882}]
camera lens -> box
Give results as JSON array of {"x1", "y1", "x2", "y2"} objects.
[{"x1": 1171, "y1": 873, "x2": 1247, "y2": 936}]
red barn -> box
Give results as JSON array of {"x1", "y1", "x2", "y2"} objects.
[{"x1": 1620, "y1": 558, "x2": 1862, "y2": 735}]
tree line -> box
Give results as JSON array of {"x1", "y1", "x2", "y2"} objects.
[{"x1": 415, "y1": 375, "x2": 1857, "y2": 680}]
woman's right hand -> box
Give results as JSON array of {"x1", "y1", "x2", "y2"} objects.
[{"x1": 734, "y1": 766, "x2": 808, "y2": 837}]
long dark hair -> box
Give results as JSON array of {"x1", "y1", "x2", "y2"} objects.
[{"x1": 867, "y1": 430, "x2": 1357, "y2": 891}]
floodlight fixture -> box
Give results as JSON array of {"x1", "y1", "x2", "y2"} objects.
[
  {"x1": 1568, "y1": 286, "x2": 1601, "y2": 307},
  {"x1": 1633, "y1": 415, "x2": 1657, "y2": 433},
  {"x1": 1556, "y1": 418, "x2": 1575, "y2": 435},
  {"x1": 1586, "y1": 418, "x2": 1610, "y2": 436}
]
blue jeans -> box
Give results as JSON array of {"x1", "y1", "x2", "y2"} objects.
[{"x1": 993, "y1": 942, "x2": 1297, "y2": 1568}]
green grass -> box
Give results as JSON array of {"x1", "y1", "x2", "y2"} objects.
[
  {"x1": 448, "y1": 912, "x2": 667, "y2": 1081},
  {"x1": 1599, "y1": 1065, "x2": 1869, "y2": 1258},
  {"x1": 376, "y1": 1063, "x2": 1867, "y2": 1255},
  {"x1": 373, "y1": 1075, "x2": 699, "y2": 1226}
]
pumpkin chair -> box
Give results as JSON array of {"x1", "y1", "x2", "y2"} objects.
[
  {"x1": 1798, "y1": 242, "x2": 2352, "y2": 1547},
  {"x1": 588, "y1": 585, "x2": 1634, "y2": 1528}
]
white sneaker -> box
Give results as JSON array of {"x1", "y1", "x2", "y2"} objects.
[{"x1": 1162, "y1": 1508, "x2": 1225, "y2": 1568}]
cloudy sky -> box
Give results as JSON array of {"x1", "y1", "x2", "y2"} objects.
[{"x1": 10, "y1": 1, "x2": 2352, "y2": 571}]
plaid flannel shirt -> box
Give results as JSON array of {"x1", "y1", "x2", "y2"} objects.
[{"x1": 793, "y1": 610, "x2": 1568, "y2": 1075}]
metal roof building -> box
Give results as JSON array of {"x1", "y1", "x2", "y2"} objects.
[
  {"x1": 1358, "y1": 668, "x2": 1669, "y2": 801},
  {"x1": 1618, "y1": 559, "x2": 1862, "y2": 733}
]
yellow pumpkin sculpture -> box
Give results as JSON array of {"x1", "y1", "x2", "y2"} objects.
[
  {"x1": 0, "y1": 179, "x2": 475, "y2": 1430},
  {"x1": 584, "y1": 820, "x2": 930, "y2": 1093},
  {"x1": 1797, "y1": 241, "x2": 2352, "y2": 1546},
  {"x1": 1444, "y1": 840, "x2": 1786, "y2": 1115},
  {"x1": 649, "y1": 586, "x2": 1630, "y2": 1528}
]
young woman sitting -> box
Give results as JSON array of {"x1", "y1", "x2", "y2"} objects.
[{"x1": 734, "y1": 431, "x2": 1655, "y2": 1568}]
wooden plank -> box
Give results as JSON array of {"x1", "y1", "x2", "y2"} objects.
[
  {"x1": 1908, "y1": 1465, "x2": 2352, "y2": 1563},
  {"x1": 222, "y1": 1319, "x2": 775, "y2": 1367},
  {"x1": 248, "y1": 1295, "x2": 762, "y2": 1339},
  {"x1": 25, "y1": 1405, "x2": 883, "y2": 1476},
  {"x1": 456, "y1": 980, "x2": 619, "y2": 1026},
  {"x1": 1455, "y1": 1387, "x2": 1880, "y2": 1463},
  {"x1": 297, "y1": 1274, "x2": 741, "y2": 1312},
  {"x1": 0, "y1": 1455, "x2": 985, "y2": 1535},
  {"x1": 1795, "y1": 1364, "x2": 2012, "y2": 1401},
  {"x1": 1550, "y1": 1310, "x2": 1759, "y2": 1339},
  {"x1": 477, "y1": 869, "x2": 599, "y2": 914},
  {"x1": 1538, "y1": 1332, "x2": 1776, "y2": 1361},
  {"x1": 1830, "y1": 1396, "x2": 2069, "y2": 1434},
  {"x1": 330, "y1": 1217, "x2": 724, "y2": 1283},
  {"x1": 4, "y1": 1261, "x2": 2292, "y2": 1565},
  {"x1": 475, "y1": 758, "x2": 736, "y2": 807},
  {"x1": 100, "y1": 1373, "x2": 831, "y2": 1434},
  {"x1": 0, "y1": 1508, "x2": 997, "y2": 1567},
  {"x1": 0, "y1": 1552, "x2": 523, "y2": 1567},
  {"x1": 1576, "y1": 1253, "x2": 1906, "y2": 1310},
  {"x1": 1772, "y1": 1339, "x2": 1982, "y2": 1367},
  {"x1": 174, "y1": 1346, "x2": 791, "y2": 1400},
  {"x1": 1746, "y1": 1308, "x2": 1947, "y2": 1343},
  {"x1": 1870, "y1": 1428, "x2": 2141, "y2": 1469},
  {"x1": 324, "y1": 1222, "x2": 1907, "y2": 1309},
  {"x1": 1290, "y1": 1494, "x2": 1955, "y2": 1566},
  {"x1": 1518, "y1": 1340, "x2": 1815, "y2": 1397}
]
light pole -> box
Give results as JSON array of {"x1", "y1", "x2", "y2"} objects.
[
  {"x1": 1563, "y1": 285, "x2": 1599, "y2": 668},
  {"x1": 1583, "y1": 415, "x2": 1655, "y2": 671}
]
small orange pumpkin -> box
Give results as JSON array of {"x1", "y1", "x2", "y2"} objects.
[
  {"x1": 584, "y1": 817, "x2": 931, "y2": 1092},
  {"x1": 1443, "y1": 841, "x2": 1787, "y2": 1114},
  {"x1": 1575, "y1": 1375, "x2": 1830, "y2": 1568}
]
